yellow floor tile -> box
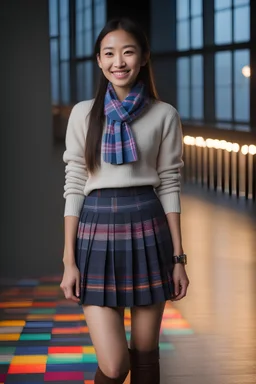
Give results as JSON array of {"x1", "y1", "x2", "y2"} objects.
[
  {"x1": 0, "y1": 321, "x2": 25, "y2": 327},
  {"x1": 0, "y1": 302, "x2": 32, "y2": 308},
  {"x1": 0, "y1": 334, "x2": 20, "y2": 341},
  {"x1": 11, "y1": 355, "x2": 47, "y2": 364},
  {"x1": 82, "y1": 346, "x2": 95, "y2": 354},
  {"x1": 54, "y1": 314, "x2": 85, "y2": 321}
]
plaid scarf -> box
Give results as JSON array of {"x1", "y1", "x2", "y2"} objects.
[{"x1": 102, "y1": 81, "x2": 149, "y2": 165}]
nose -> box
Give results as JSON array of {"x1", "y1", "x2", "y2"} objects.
[{"x1": 114, "y1": 54, "x2": 125, "y2": 68}]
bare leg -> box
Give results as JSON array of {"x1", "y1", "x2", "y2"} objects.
[
  {"x1": 82, "y1": 305, "x2": 130, "y2": 382},
  {"x1": 129, "y1": 302, "x2": 166, "y2": 384}
]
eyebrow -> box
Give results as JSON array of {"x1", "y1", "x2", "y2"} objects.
[{"x1": 102, "y1": 44, "x2": 137, "y2": 50}]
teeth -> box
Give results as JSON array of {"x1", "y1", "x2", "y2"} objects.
[{"x1": 113, "y1": 71, "x2": 129, "y2": 75}]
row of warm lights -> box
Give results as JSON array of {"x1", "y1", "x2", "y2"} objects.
[{"x1": 184, "y1": 136, "x2": 256, "y2": 155}]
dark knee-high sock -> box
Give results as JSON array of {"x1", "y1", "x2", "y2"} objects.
[
  {"x1": 94, "y1": 366, "x2": 129, "y2": 384},
  {"x1": 129, "y1": 347, "x2": 160, "y2": 384}
]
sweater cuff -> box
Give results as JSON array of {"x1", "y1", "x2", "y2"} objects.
[
  {"x1": 64, "y1": 194, "x2": 85, "y2": 217},
  {"x1": 158, "y1": 192, "x2": 181, "y2": 214}
]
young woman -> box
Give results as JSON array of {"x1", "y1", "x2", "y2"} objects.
[{"x1": 60, "y1": 17, "x2": 189, "y2": 384}]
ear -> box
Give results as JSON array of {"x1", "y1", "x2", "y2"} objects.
[
  {"x1": 97, "y1": 53, "x2": 102, "y2": 69},
  {"x1": 141, "y1": 52, "x2": 150, "y2": 67}
]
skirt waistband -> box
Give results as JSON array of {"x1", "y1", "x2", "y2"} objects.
[{"x1": 88, "y1": 185, "x2": 154, "y2": 198}]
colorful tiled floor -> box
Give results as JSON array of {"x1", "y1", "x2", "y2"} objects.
[{"x1": 0, "y1": 276, "x2": 193, "y2": 383}]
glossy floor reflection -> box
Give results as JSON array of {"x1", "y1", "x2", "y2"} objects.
[
  {"x1": 161, "y1": 185, "x2": 256, "y2": 384},
  {"x1": 0, "y1": 185, "x2": 256, "y2": 384}
]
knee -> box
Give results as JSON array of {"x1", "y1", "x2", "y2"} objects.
[
  {"x1": 100, "y1": 358, "x2": 130, "y2": 379},
  {"x1": 104, "y1": 366, "x2": 129, "y2": 379},
  {"x1": 130, "y1": 340, "x2": 159, "y2": 353},
  {"x1": 129, "y1": 346, "x2": 160, "y2": 365}
]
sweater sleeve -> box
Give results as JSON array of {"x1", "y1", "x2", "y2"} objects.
[
  {"x1": 63, "y1": 103, "x2": 89, "y2": 217},
  {"x1": 155, "y1": 108, "x2": 184, "y2": 214}
]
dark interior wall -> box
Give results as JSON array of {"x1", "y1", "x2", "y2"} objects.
[
  {"x1": 0, "y1": 0, "x2": 64, "y2": 279},
  {"x1": 150, "y1": 0, "x2": 177, "y2": 105},
  {"x1": 106, "y1": 0, "x2": 151, "y2": 39}
]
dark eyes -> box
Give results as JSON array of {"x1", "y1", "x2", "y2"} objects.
[{"x1": 105, "y1": 51, "x2": 134, "y2": 56}]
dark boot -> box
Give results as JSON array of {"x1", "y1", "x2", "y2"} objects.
[
  {"x1": 94, "y1": 365, "x2": 129, "y2": 384},
  {"x1": 129, "y1": 347, "x2": 160, "y2": 384}
]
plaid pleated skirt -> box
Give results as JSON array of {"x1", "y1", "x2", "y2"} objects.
[{"x1": 75, "y1": 186, "x2": 175, "y2": 307}]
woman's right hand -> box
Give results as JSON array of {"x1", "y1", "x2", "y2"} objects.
[{"x1": 60, "y1": 262, "x2": 80, "y2": 303}]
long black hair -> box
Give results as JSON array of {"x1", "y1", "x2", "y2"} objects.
[{"x1": 85, "y1": 17, "x2": 159, "y2": 173}]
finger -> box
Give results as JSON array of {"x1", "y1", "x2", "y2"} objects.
[
  {"x1": 174, "y1": 279, "x2": 180, "y2": 297},
  {"x1": 62, "y1": 286, "x2": 68, "y2": 298},
  {"x1": 66, "y1": 286, "x2": 80, "y2": 302},
  {"x1": 71, "y1": 295, "x2": 80, "y2": 303},
  {"x1": 173, "y1": 282, "x2": 188, "y2": 301},
  {"x1": 75, "y1": 278, "x2": 80, "y2": 298}
]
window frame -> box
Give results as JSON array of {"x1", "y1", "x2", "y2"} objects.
[
  {"x1": 173, "y1": 0, "x2": 252, "y2": 129},
  {"x1": 48, "y1": 0, "x2": 106, "y2": 105}
]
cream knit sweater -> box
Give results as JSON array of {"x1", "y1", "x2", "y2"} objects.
[{"x1": 63, "y1": 99, "x2": 184, "y2": 217}]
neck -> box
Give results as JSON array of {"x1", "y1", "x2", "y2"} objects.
[{"x1": 112, "y1": 84, "x2": 132, "y2": 101}]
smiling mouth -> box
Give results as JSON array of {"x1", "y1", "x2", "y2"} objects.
[
  {"x1": 110, "y1": 70, "x2": 131, "y2": 79},
  {"x1": 111, "y1": 70, "x2": 130, "y2": 74}
]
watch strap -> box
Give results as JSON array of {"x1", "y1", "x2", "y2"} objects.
[{"x1": 172, "y1": 254, "x2": 187, "y2": 265}]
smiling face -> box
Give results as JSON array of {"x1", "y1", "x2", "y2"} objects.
[{"x1": 97, "y1": 29, "x2": 147, "y2": 100}]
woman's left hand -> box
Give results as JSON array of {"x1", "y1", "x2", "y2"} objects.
[{"x1": 172, "y1": 264, "x2": 189, "y2": 301}]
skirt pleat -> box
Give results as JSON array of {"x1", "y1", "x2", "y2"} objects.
[
  {"x1": 151, "y1": 211, "x2": 174, "y2": 301},
  {"x1": 135, "y1": 209, "x2": 154, "y2": 305},
  {"x1": 75, "y1": 186, "x2": 175, "y2": 307}
]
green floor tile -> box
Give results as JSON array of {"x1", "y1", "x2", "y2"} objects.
[
  {"x1": 0, "y1": 347, "x2": 16, "y2": 354},
  {"x1": 47, "y1": 354, "x2": 97, "y2": 364},
  {"x1": 29, "y1": 309, "x2": 56, "y2": 314},
  {"x1": 19, "y1": 333, "x2": 51, "y2": 340},
  {"x1": 159, "y1": 342, "x2": 175, "y2": 350},
  {"x1": 125, "y1": 332, "x2": 131, "y2": 339},
  {"x1": 163, "y1": 329, "x2": 194, "y2": 335}
]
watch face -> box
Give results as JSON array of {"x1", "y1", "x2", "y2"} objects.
[{"x1": 179, "y1": 255, "x2": 187, "y2": 264}]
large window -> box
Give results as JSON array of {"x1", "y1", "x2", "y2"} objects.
[
  {"x1": 177, "y1": 0, "x2": 203, "y2": 51},
  {"x1": 215, "y1": 49, "x2": 250, "y2": 122},
  {"x1": 215, "y1": 0, "x2": 250, "y2": 44},
  {"x1": 175, "y1": 0, "x2": 251, "y2": 128},
  {"x1": 176, "y1": 0, "x2": 204, "y2": 121},
  {"x1": 177, "y1": 55, "x2": 203, "y2": 120},
  {"x1": 49, "y1": 0, "x2": 61, "y2": 104},
  {"x1": 214, "y1": 0, "x2": 250, "y2": 124},
  {"x1": 60, "y1": 0, "x2": 70, "y2": 104},
  {"x1": 76, "y1": 0, "x2": 93, "y2": 58},
  {"x1": 75, "y1": 0, "x2": 106, "y2": 101},
  {"x1": 48, "y1": 0, "x2": 106, "y2": 105},
  {"x1": 94, "y1": 0, "x2": 106, "y2": 39}
]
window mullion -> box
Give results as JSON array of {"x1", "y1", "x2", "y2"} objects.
[
  {"x1": 189, "y1": 58, "x2": 192, "y2": 119},
  {"x1": 203, "y1": 0, "x2": 215, "y2": 122},
  {"x1": 250, "y1": 0, "x2": 256, "y2": 130},
  {"x1": 231, "y1": 1, "x2": 235, "y2": 123},
  {"x1": 92, "y1": 0, "x2": 95, "y2": 50},
  {"x1": 70, "y1": 0, "x2": 76, "y2": 102},
  {"x1": 57, "y1": 0, "x2": 62, "y2": 104},
  {"x1": 189, "y1": 0, "x2": 192, "y2": 118},
  {"x1": 231, "y1": 51, "x2": 235, "y2": 124}
]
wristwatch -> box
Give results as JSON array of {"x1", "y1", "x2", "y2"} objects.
[{"x1": 172, "y1": 254, "x2": 187, "y2": 265}]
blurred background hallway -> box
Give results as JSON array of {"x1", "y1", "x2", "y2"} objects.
[{"x1": 0, "y1": 0, "x2": 255, "y2": 383}]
